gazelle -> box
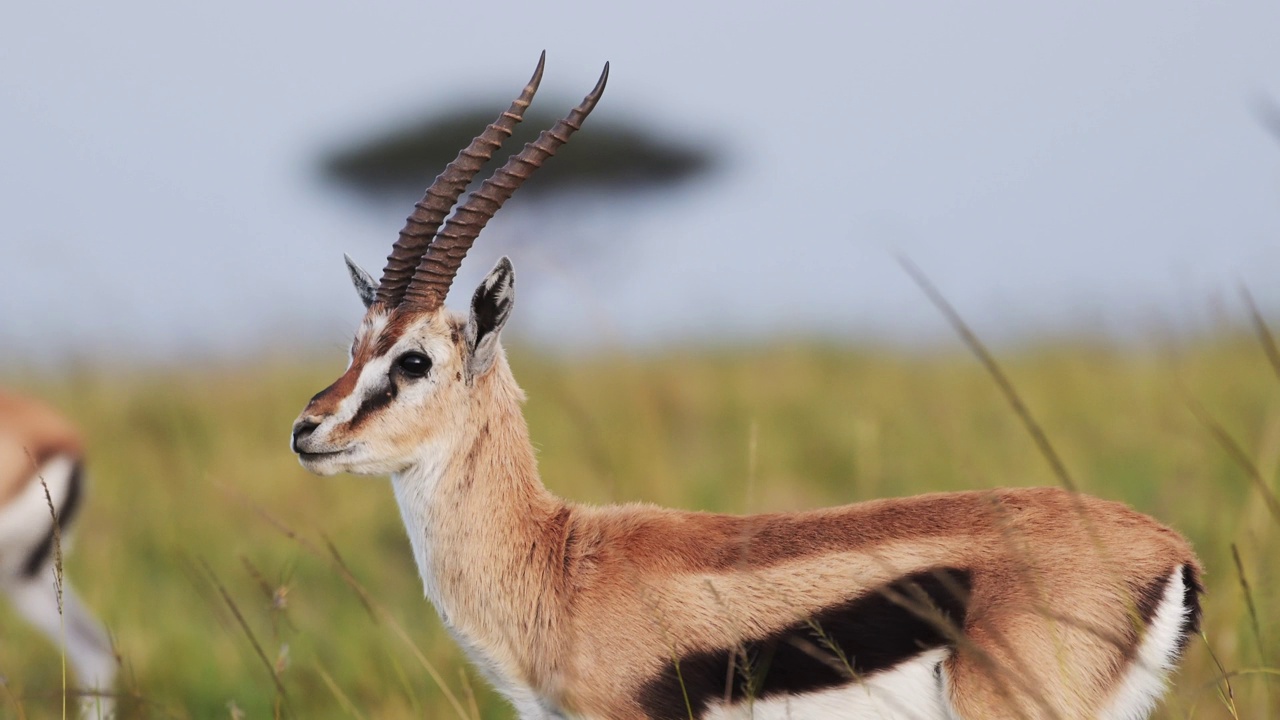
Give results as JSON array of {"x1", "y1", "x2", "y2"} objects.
[
  {"x1": 292, "y1": 56, "x2": 1202, "y2": 719},
  {"x1": 0, "y1": 390, "x2": 115, "y2": 718}
]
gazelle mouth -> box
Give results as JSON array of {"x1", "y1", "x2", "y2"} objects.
[{"x1": 297, "y1": 448, "x2": 352, "y2": 460}]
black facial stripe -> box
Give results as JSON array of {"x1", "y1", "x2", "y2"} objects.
[
  {"x1": 636, "y1": 568, "x2": 971, "y2": 719},
  {"x1": 349, "y1": 380, "x2": 398, "y2": 430},
  {"x1": 21, "y1": 460, "x2": 85, "y2": 578}
]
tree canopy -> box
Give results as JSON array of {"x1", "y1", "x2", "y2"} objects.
[{"x1": 321, "y1": 104, "x2": 719, "y2": 202}]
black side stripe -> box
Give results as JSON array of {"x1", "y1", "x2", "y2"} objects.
[
  {"x1": 636, "y1": 567, "x2": 971, "y2": 719},
  {"x1": 20, "y1": 460, "x2": 85, "y2": 578},
  {"x1": 349, "y1": 381, "x2": 397, "y2": 430},
  {"x1": 1133, "y1": 571, "x2": 1171, "y2": 627}
]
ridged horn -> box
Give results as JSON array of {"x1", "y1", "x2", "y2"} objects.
[
  {"x1": 373, "y1": 52, "x2": 546, "y2": 307},
  {"x1": 401, "y1": 62, "x2": 609, "y2": 310}
]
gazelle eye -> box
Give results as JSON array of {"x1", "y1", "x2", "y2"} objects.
[{"x1": 396, "y1": 352, "x2": 432, "y2": 378}]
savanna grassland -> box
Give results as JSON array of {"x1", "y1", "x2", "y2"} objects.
[{"x1": 1, "y1": 336, "x2": 1277, "y2": 719}]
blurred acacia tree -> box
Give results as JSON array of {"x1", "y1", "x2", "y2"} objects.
[
  {"x1": 1258, "y1": 97, "x2": 1280, "y2": 150},
  {"x1": 321, "y1": 103, "x2": 719, "y2": 203}
]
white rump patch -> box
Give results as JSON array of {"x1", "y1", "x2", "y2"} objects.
[
  {"x1": 705, "y1": 648, "x2": 955, "y2": 720},
  {"x1": 1098, "y1": 567, "x2": 1191, "y2": 720},
  {"x1": 0, "y1": 454, "x2": 76, "y2": 578}
]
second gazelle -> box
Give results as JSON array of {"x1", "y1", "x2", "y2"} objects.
[{"x1": 292, "y1": 56, "x2": 1201, "y2": 719}]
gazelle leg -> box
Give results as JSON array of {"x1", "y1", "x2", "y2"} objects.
[{"x1": 4, "y1": 565, "x2": 116, "y2": 718}]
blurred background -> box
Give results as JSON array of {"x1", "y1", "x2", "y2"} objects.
[
  {"x1": 4, "y1": 1, "x2": 1280, "y2": 359},
  {"x1": 3, "y1": 1, "x2": 1279, "y2": 718}
]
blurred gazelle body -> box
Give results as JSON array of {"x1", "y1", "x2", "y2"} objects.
[
  {"x1": 0, "y1": 391, "x2": 115, "y2": 717},
  {"x1": 292, "y1": 57, "x2": 1202, "y2": 719}
]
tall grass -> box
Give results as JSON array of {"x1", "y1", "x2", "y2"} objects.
[{"x1": 1, "y1": 336, "x2": 1277, "y2": 718}]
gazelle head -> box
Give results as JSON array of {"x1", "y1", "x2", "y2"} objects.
[{"x1": 292, "y1": 54, "x2": 607, "y2": 476}]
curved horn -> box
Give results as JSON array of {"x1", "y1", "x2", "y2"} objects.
[
  {"x1": 401, "y1": 63, "x2": 609, "y2": 310},
  {"x1": 374, "y1": 52, "x2": 546, "y2": 307}
]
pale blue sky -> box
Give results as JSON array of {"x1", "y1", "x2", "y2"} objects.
[{"x1": 3, "y1": 1, "x2": 1279, "y2": 360}]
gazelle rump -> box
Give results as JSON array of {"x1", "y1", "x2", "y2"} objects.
[
  {"x1": 292, "y1": 57, "x2": 1202, "y2": 719},
  {"x1": 0, "y1": 391, "x2": 116, "y2": 718}
]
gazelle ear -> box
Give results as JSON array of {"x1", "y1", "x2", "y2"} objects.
[
  {"x1": 344, "y1": 253, "x2": 378, "y2": 308},
  {"x1": 465, "y1": 257, "x2": 516, "y2": 378}
]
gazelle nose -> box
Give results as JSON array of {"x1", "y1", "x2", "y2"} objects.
[{"x1": 291, "y1": 419, "x2": 320, "y2": 451}]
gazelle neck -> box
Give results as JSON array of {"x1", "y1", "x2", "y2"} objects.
[{"x1": 389, "y1": 354, "x2": 568, "y2": 689}]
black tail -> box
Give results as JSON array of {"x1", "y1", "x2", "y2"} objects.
[{"x1": 1175, "y1": 564, "x2": 1204, "y2": 657}]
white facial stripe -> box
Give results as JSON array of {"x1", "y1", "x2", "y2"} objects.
[
  {"x1": 360, "y1": 312, "x2": 389, "y2": 343},
  {"x1": 346, "y1": 313, "x2": 385, "y2": 367},
  {"x1": 324, "y1": 312, "x2": 391, "y2": 425},
  {"x1": 328, "y1": 315, "x2": 454, "y2": 428},
  {"x1": 330, "y1": 353, "x2": 395, "y2": 425}
]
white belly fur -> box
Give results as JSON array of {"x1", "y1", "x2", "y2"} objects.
[{"x1": 704, "y1": 648, "x2": 954, "y2": 720}]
